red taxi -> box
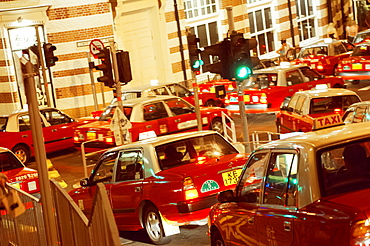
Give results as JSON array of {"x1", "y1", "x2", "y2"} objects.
[
  {"x1": 276, "y1": 87, "x2": 361, "y2": 133},
  {"x1": 337, "y1": 41, "x2": 370, "y2": 84},
  {"x1": 0, "y1": 147, "x2": 39, "y2": 195},
  {"x1": 0, "y1": 107, "x2": 88, "y2": 164},
  {"x1": 352, "y1": 28, "x2": 370, "y2": 45},
  {"x1": 69, "y1": 131, "x2": 247, "y2": 244},
  {"x1": 224, "y1": 65, "x2": 345, "y2": 113},
  {"x1": 209, "y1": 122, "x2": 370, "y2": 246},
  {"x1": 74, "y1": 96, "x2": 231, "y2": 152},
  {"x1": 291, "y1": 39, "x2": 351, "y2": 75}
]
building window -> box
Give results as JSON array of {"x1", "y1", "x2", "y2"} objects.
[
  {"x1": 184, "y1": 0, "x2": 217, "y2": 19},
  {"x1": 248, "y1": 8, "x2": 274, "y2": 56},
  {"x1": 189, "y1": 22, "x2": 219, "y2": 71},
  {"x1": 296, "y1": 0, "x2": 316, "y2": 41}
]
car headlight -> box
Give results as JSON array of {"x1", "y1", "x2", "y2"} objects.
[{"x1": 351, "y1": 219, "x2": 370, "y2": 245}]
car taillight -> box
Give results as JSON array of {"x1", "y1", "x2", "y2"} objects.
[
  {"x1": 196, "y1": 156, "x2": 208, "y2": 164},
  {"x1": 334, "y1": 108, "x2": 341, "y2": 114},
  {"x1": 105, "y1": 136, "x2": 115, "y2": 144},
  {"x1": 74, "y1": 131, "x2": 84, "y2": 142},
  {"x1": 260, "y1": 93, "x2": 267, "y2": 104},
  {"x1": 317, "y1": 63, "x2": 324, "y2": 71},
  {"x1": 183, "y1": 177, "x2": 199, "y2": 200},
  {"x1": 350, "y1": 219, "x2": 370, "y2": 245}
]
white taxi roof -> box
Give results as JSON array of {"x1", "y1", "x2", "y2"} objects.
[
  {"x1": 111, "y1": 95, "x2": 186, "y2": 108},
  {"x1": 292, "y1": 88, "x2": 359, "y2": 99}
]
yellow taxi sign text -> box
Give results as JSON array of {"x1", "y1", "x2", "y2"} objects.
[{"x1": 314, "y1": 114, "x2": 343, "y2": 130}]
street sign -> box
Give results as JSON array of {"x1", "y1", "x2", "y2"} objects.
[
  {"x1": 109, "y1": 107, "x2": 132, "y2": 145},
  {"x1": 89, "y1": 39, "x2": 105, "y2": 57}
]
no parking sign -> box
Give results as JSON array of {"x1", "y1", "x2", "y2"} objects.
[{"x1": 89, "y1": 39, "x2": 105, "y2": 57}]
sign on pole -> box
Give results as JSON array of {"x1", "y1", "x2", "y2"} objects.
[
  {"x1": 89, "y1": 39, "x2": 105, "y2": 57},
  {"x1": 109, "y1": 107, "x2": 132, "y2": 145}
]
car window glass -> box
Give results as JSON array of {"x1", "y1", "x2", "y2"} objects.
[
  {"x1": 143, "y1": 102, "x2": 168, "y2": 121},
  {"x1": 333, "y1": 43, "x2": 347, "y2": 55},
  {"x1": 264, "y1": 152, "x2": 298, "y2": 206},
  {"x1": 18, "y1": 115, "x2": 32, "y2": 131},
  {"x1": 353, "y1": 106, "x2": 367, "y2": 123},
  {"x1": 310, "y1": 95, "x2": 361, "y2": 114},
  {"x1": 0, "y1": 151, "x2": 24, "y2": 171},
  {"x1": 286, "y1": 70, "x2": 303, "y2": 85},
  {"x1": 92, "y1": 151, "x2": 118, "y2": 183},
  {"x1": 152, "y1": 87, "x2": 169, "y2": 95},
  {"x1": 314, "y1": 46, "x2": 328, "y2": 56},
  {"x1": 237, "y1": 152, "x2": 268, "y2": 203},
  {"x1": 352, "y1": 45, "x2": 370, "y2": 56},
  {"x1": 41, "y1": 109, "x2": 72, "y2": 125},
  {"x1": 343, "y1": 110, "x2": 355, "y2": 124},
  {"x1": 168, "y1": 84, "x2": 190, "y2": 97},
  {"x1": 287, "y1": 95, "x2": 299, "y2": 111},
  {"x1": 0, "y1": 117, "x2": 7, "y2": 131},
  {"x1": 99, "y1": 106, "x2": 132, "y2": 121},
  {"x1": 299, "y1": 67, "x2": 321, "y2": 81},
  {"x1": 116, "y1": 150, "x2": 143, "y2": 181},
  {"x1": 320, "y1": 141, "x2": 370, "y2": 196},
  {"x1": 165, "y1": 98, "x2": 194, "y2": 116},
  {"x1": 246, "y1": 74, "x2": 278, "y2": 88},
  {"x1": 294, "y1": 96, "x2": 306, "y2": 114}
]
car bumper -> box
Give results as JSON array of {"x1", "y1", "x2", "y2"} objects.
[
  {"x1": 177, "y1": 194, "x2": 217, "y2": 214},
  {"x1": 338, "y1": 71, "x2": 370, "y2": 80}
]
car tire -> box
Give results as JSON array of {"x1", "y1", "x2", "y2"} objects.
[
  {"x1": 351, "y1": 80, "x2": 360, "y2": 85},
  {"x1": 211, "y1": 118, "x2": 224, "y2": 135},
  {"x1": 12, "y1": 145, "x2": 30, "y2": 165},
  {"x1": 211, "y1": 229, "x2": 225, "y2": 246},
  {"x1": 143, "y1": 205, "x2": 171, "y2": 245}
]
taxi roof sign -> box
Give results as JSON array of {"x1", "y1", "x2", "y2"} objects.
[
  {"x1": 314, "y1": 84, "x2": 328, "y2": 90},
  {"x1": 314, "y1": 113, "x2": 343, "y2": 130}
]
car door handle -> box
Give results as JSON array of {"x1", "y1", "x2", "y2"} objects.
[
  {"x1": 146, "y1": 125, "x2": 152, "y2": 129},
  {"x1": 284, "y1": 221, "x2": 291, "y2": 231},
  {"x1": 247, "y1": 217, "x2": 254, "y2": 225},
  {"x1": 135, "y1": 187, "x2": 141, "y2": 192},
  {"x1": 52, "y1": 129, "x2": 57, "y2": 132},
  {"x1": 175, "y1": 119, "x2": 181, "y2": 122}
]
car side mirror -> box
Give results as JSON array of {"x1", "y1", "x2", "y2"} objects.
[
  {"x1": 280, "y1": 106, "x2": 288, "y2": 111},
  {"x1": 80, "y1": 178, "x2": 89, "y2": 187},
  {"x1": 217, "y1": 190, "x2": 235, "y2": 203},
  {"x1": 287, "y1": 107, "x2": 294, "y2": 112}
]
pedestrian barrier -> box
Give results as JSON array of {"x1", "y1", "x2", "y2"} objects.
[
  {"x1": 221, "y1": 111, "x2": 237, "y2": 143},
  {"x1": 0, "y1": 180, "x2": 121, "y2": 246},
  {"x1": 251, "y1": 131, "x2": 281, "y2": 150}
]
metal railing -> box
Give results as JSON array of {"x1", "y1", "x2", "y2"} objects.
[
  {"x1": 0, "y1": 180, "x2": 121, "y2": 246},
  {"x1": 221, "y1": 111, "x2": 237, "y2": 143},
  {"x1": 251, "y1": 131, "x2": 281, "y2": 150}
]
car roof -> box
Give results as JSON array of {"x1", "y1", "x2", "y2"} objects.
[
  {"x1": 107, "y1": 131, "x2": 226, "y2": 150},
  {"x1": 356, "y1": 28, "x2": 370, "y2": 35},
  {"x1": 292, "y1": 88, "x2": 358, "y2": 98},
  {"x1": 0, "y1": 107, "x2": 61, "y2": 117},
  {"x1": 257, "y1": 121, "x2": 370, "y2": 151},
  {"x1": 355, "y1": 41, "x2": 370, "y2": 46},
  {"x1": 121, "y1": 82, "x2": 180, "y2": 92},
  {"x1": 253, "y1": 65, "x2": 311, "y2": 74},
  {"x1": 111, "y1": 95, "x2": 185, "y2": 107},
  {"x1": 346, "y1": 100, "x2": 370, "y2": 107},
  {"x1": 301, "y1": 39, "x2": 343, "y2": 48}
]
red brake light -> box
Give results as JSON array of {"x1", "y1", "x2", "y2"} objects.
[
  {"x1": 334, "y1": 108, "x2": 341, "y2": 114},
  {"x1": 105, "y1": 136, "x2": 115, "y2": 144},
  {"x1": 183, "y1": 177, "x2": 199, "y2": 200}
]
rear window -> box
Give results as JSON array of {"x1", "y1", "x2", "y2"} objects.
[
  {"x1": 156, "y1": 134, "x2": 238, "y2": 170},
  {"x1": 246, "y1": 73, "x2": 278, "y2": 88},
  {"x1": 352, "y1": 45, "x2": 370, "y2": 56},
  {"x1": 0, "y1": 151, "x2": 24, "y2": 171},
  {"x1": 353, "y1": 32, "x2": 370, "y2": 44},
  {"x1": 0, "y1": 117, "x2": 8, "y2": 131},
  {"x1": 99, "y1": 106, "x2": 132, "y2": 121},
  {"x1": 319, "y1": 139, "x2": 370, "y2": 196},
  {"x1": 309, "y1": 95, "x2": 361, "y2": 114}
]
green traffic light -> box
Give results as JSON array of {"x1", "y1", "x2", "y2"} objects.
[
  {"x1": 192, "y1": 59, "x2": 204, "y2": 69},
  {"x1": 236, "y1": 66, "x2": 252, "y2": 80}
]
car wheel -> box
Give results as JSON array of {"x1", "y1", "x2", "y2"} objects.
[
  {"x1": 333, "y1": 83, "x2": 343, "y2": 88},
  {"x1": 211, "y1": 229, "x2": 225, "y2": 246},
  {"x1": 351, "y1": 80, "x2": 360, "y2": 85},
  {"x1": 333, "y1": 66, "x2": 339, "y2": 76},
  {"x1": 143, "y1": 205, "x2": 171, "y2": 245},
  {"x1": 211, "y1": 118, "x2": 224, "y2": 135},
  {"x1": 12, "y1": 145, "x2": 30, "y2": 164}
]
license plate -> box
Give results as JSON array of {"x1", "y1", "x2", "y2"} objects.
[
  {"x1": 352, "y1": 63, "x2": 362, "y2": 70},
  {"x1": 365, "y1": 64, "x2": 370, "y2": 70},
  {"x1": 87, "y1": 131, "x2": 96, "y2": 140},
  {"x1": 222, "y1": 169, "x2": 242, "y2": 186}
]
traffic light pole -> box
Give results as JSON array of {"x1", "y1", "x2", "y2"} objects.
[
  {"x1": 236, "y1": 81, "x2": 251, "y2": 153},
  {"x1": 192, "y1": 72, "x2": 202, "y2": 131},
  {"x1": 87, "y1": 52, "x2": 99, "y2": 111}
]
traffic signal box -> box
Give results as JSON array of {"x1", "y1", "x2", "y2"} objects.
[
  {"x1": 95, "y1": 48, "x2": 114, "y2": 88},
  {"x1": 187, "y1": 34, "x2": 202, "y2": 73},
  {"x1": 116, "y1": 50, "x2": 132, "y2": 84},
  {"x1": 43, "y1": 43, "x2": 58, "y2": 67},
  {"x1": 202, "y1": 32, "x2": 260, "y2": 81}
]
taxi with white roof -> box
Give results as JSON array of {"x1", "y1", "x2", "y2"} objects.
[
  {"x1": 224, "y1": 64, "x2": 345, "y2": 113},
  {"x1": 74, "y1": 95, "x2": 231, "y2": 152},
  {"x1": 343, "y1": 101, "x2": 370, "y2": 124},
  {"x1": 209, "y1": 122, "x2": 370, "y2": 246},
  {"x1": 276, "y1": 87, "x2": 361, "y2": 133},
  {"x1": 291, "y1": 38, "x2": 351, "y2": 75}
]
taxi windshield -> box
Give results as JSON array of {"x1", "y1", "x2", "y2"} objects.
[
  {"x1": 245, "y1": 74, "x2": 278, "y2": 89},
  {"x1": 309, "y1": 95, "x2": 361, "y2": 114},
  {"x1": 319, "y1": 140, "x2": 370, "y2": 197},
  {"x1": 99, "y1": 105, "x2": 132, "y2": 121},
  {"x1": 0, "y1": 151, "x2": 24, "y2": 171},
  {"x1": 352, "y1": 45, "x2": 370, "y2": 56}
]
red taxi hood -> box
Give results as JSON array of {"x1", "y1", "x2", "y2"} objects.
[
  {"x1": 342, "y1": 56, "x2": 370, "y2": 63},
  {"x1": 5, "y1": 167, "x2": 38, "y2": 183},
  {"x1": 324, "y1": 188, "x2": 370, "y2": 217},
  {"x1": 161, "y1": 153, "x2": 248, "y2": 195},
  {"x1": 76, "y1": 120, "x2": 110, "y2": 130}
]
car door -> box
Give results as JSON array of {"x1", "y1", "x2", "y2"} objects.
[
  {"x1": 40, "y1": 108, "x2": 75, "y2": 152},
  {"x1": 255, "y1": 151, "x2": 298, "y2": 245},
  {"x1": 163, "y1": 98, "x2": 200, "y2": 133},
  {"x1": 284, "y1": 69, "x2": 310, "y2": 95},
  {"x1": 220, "y1": 152, "x2": 269, "y2": 245},
  {"x1": 109, "y1": 149, "x2": 144, "y2": 228},
  {"x1": 279, "y1": 95, "x2": 300, "y2": 133}
]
